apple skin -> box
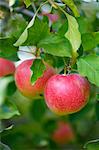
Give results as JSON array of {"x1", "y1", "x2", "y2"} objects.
[
  {"x1": 52, "y1": 121, "x2": 74, "y2": 144},
  {"x1": 44, "y1": 74, "x2": 90, "y2": 115},
  {"x1": 0, "y1": 58, "x2": 15, "y2": 77},
  {"x1": 15, "y1": 59, "x2": 56, "y2": 98}
]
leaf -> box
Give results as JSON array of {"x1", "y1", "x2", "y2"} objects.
[
  {"x1": 0, "y1": 37, "x2": 17, "y2": 58},
  {"x1": 38, "y1": 34, "x2": 72, "y2": 57},
  {"x1": 95, "y1": 32, "x2": 99, "y2": 45},
  {"x1": 0, "y1": 142, "x2": 11, "y2": 150},
  {"x1": 42, "y1": 54, "x2": 64, "y2": 69},
  {"x1": 77, "y1": 17, "x2": 92, "y2": 34},
  {"x1": 82, "y1": 32, "x2": 99, "y2": 51},
  {"x1": 62, "y1": 0, "x2": 79, "y2": 17},
  {"x1": 0, "y1": 124, "x2": 14, "y2": 133},
  {"x1": 95, "y1": 100, "x2": 99, "y2": 120},
  {"x1": 65, "y1": 14, "x2": 81, "y2": 52},
  {"x1": 8, "y1": 14, "x2": 27, "y2": 39},
  {"x1": 24, "y1": 0, "x2": 31, "y2": 8},
  {"x1": 23, "y1": 18, "x2": 50, "y2": 46},
  {"x1": 0, "y1": 100, "x2": 20, "y2": 119},
  {"x1": 7, "y1": 81, "x2": 17, "y2": 96},
  {"x1": 83, "y1": 139, "x2": 99, "y2": 149},
  {"x1": 77, "y1": 55, "x2": 99, "y2": 86},
  {"x1": 14, "y1": 13, "x2": 37, "y2": 46},
  {"x1": 30, "y1": 59, "x2": 46, "y2": 84},
  {"x1": 0, "y1": 76, "x2": 14, "y2": 106},
  {"x1": 58, "y1": 21, "x2": 68, "y2": 36},
  {"x1": 30, "y1": 99, "x2": 47, "y2": 121}
]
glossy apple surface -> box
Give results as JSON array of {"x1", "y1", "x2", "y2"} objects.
[
  {"x1": 15, "y1": 59, "x2": 55, "y2": 98},
  {"x1": 0, "y1": 58, "x2": 15, "y2": 77},
  {"x1": 44, "y1": 74, "x2": 90, "y2": 115}
]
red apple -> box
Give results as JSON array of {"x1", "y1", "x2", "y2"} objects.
[
  {"x1": 52, "y1": 121, "x2": 74, "y2": 144},
  {"x1": 0, "y1": 58, "x2": 15, "y2": 77},
  {"x1": 15, "y1": 59, "x2": 56, "y2": 98},
  {"x1": 44, "y1": 74, "x2": 90, "y2": 115}
]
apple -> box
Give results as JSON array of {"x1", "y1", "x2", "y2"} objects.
[
  {"x1": 44, "y1": 74, "x2": 90, "y2": 115},
  {"x1": 52, "y1": 121, "x2": 74, "y2": 144},
  {"x1": 0, "y1": 58, "x2": 15, "y2": 77},
  {"x1": 15, "y1": 59, "x2": 56, "y2": 98}
]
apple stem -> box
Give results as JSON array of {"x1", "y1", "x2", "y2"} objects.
[
  {"x1": 63, "y1": 58, "x2": 67, "y2": 75},
  {"x1": 71, "y1": 51, "x2": 78, "y2": 66},
  {"x1": 35, "y1": 47, "x2": 40, "y2": 57}
]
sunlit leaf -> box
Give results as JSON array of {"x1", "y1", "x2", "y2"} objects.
[
  {"x1": 65, "y1": 14, "x2": 81, "y2": 52},
  {"x1": 62, "y1": 0, "x2": 79, "y2": 17},
  {"x1": 24, "y1": 0, "x2": 31, "y2": 8},
  {"x1": 14, "y1": 13, "x2": 37, "y2": 46}
]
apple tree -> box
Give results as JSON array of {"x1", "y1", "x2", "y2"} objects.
[{"x1": 0, "y1": 0, "x2": 99, "y2": 149}]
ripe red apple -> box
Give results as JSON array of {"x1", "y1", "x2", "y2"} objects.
[
  {"x1": 0, "y1": 58, "x2": 15, "y2": 77},
  {"x1": 15, "y1": 59, "x2": 56, "y2": 98},
  {"x1": 44, "y1": 74, "x2": 90, "y2": 115},
  {"x1": 52, "y1": 121, "x2": 74, "y2": 144}
]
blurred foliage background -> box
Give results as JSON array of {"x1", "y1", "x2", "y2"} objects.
[{"x1": 0, "y1": 0, "x2": 99, "y2": 150}]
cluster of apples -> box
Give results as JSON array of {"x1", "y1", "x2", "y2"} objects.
[{"x1": 0, "y1": 58, "x2": 90, "y2": 115}]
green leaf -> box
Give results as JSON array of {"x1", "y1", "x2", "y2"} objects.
[
  {"x1": 0, "y1": 76, "x2": 14, "y2": 106},
  {"x1": 0, "y1": 100, "x2": 20, "y2": 119},
  {"x1": 95, "y1": 100, "x2": 99, "y2": 120},
  {"x1": 8, "y1": 14, "x2": 27, "y2": 39},
  {"x1": 0, "y1": 124, "x2": 14, "y2": 133},
  {"x1": 82, "y1": 32, "x2": 99, "y2": 51},
  {"x1": 43, "y1": 119, "x2": 57, "y2": 134},
  {"x1": 7, "y1": 81, "x2": 17, "y2": 96},
  {"x1": 24, "y1": 18, "x2": 50, "y2": 46},
  {"x1": 77, "y1": 55, "x2": 99, "y2": 86},
  {"x1": 30, "y1": 99, "x2": 47, "y2": 121},
  {"x1": 77, "y1": 17, "x2": 92, "y2": 34},
  {"x1": 0, "y1": 37, "x2": 17, "y2": 58},
  {"x1": 42, "y1": 54, "x2": 64, "y2": 69},
  {"x1": 24, "y1": 0, "x2": 31, "y2": 8},
  {"x1": 65, "y1": 14, "x2": 81, "y2": 52},
  {"x1": 62, "y1": 0, "x2": 79, "y2": 17},
  {"x1": 14, "y1": 13, "x2": 37, "y2": 46},
  {"x1": 31, "y1": 59, "x2": 46, "y2": 84},
  {"x1": 83, "y1": 139, "x2": 99, "y2": 149},
  {"x1": 0, "y1": 142, "x2": 11, "y2": 150},
  {"x1": 38, "y1": 34, "x2": 72, "y2": 57},
  {"x1": 58, "y1": 21, "x2": 68, "y2": 36},
  {"x1": 95, "y1": 32, "x2": 99, "y2": 45}
]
